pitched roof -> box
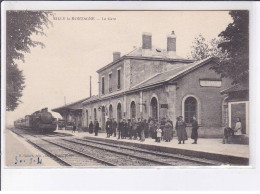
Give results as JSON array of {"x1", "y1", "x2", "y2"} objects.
[
  {"x1": 52, "y1": 97, "x2": 91, "y2": 112},
  {"x1": 132, "y1": 57, "x2": 216, "y2": 90},
  {"x1": 83, "y1": 57, "x2": 217, "y2": 105},
  {"x1": 220, "y1": 83, "x2": 249, "y2": 94},
  {"x1": 96, "y1": 46, "x2": 194, "y2": 73},
  {"x1": 82, "y1": 95, "x2": 99, "y2": 104},
  {"x1": 126, "y1": 46, "x2": 186, "y2": 60}
]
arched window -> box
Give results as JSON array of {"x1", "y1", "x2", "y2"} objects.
[
  {"x1": 150, "y1": 97, "x2": 158, "y2": 120},
  {"x1": 109, "y1": 104, "x2": 113, "y2": 119},
  {"x1": 184, "y1": 97, "x2": 197, "y2": 123},
  {"x1": 94, "y1": 108, "x2": 97, "y2": 121},
  {"x1": 117, "y1": 103, "x2": 122, "y2": 122},
  {"x1": 130, "y1": 101, "x2": 136, "y2": 119}
]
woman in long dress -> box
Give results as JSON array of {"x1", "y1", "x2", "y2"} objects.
[
  {"x1": 164, "y1": 120, "x2": 173, "y2": 142},
  {"x1": 234, "y1": 117, "x2": 242, "y2": 135},
  {"x1": 175, "y1": 116, "x2": 188, "y2": 144}
]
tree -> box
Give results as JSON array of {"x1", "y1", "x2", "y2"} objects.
[
  {"x1": 190, "y1": 34, "x2": 229, "y2": 62},
  {"x1": 6, "y1": 11, "x2": 52, "y2": 111},
  {"x1": 190, "y1": 11, "x2": 249, "y2": 85},
  {"x1": 218, "y1": 10, "x2": 249, "y2": 85}
]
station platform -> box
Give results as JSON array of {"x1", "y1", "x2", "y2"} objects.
[
  {"x1": 56, "y1": 129, "x2": 250, "y2": 165},
  {"x1": 5, "y1": 129, "x2": 60, "y2": 167}
]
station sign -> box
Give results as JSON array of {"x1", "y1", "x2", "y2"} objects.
[
  {"x1": 160, "y1": 104, "x2": 168, "y2": 109},
  {"x1": 200, "y1": 79, "x2": 222, "y2": 87}
]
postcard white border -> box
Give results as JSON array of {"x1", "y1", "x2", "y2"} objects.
[{"x1": 1, "y1": 1, "x2": 260, "y2": 190}]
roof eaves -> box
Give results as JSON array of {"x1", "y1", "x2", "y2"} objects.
[{"x1": 166, "y1": 57, "x2": 215, "y2": 82}]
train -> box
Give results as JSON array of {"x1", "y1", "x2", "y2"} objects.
[{"x1": 14, "y1": 108, "x2": 57, "y2": 133}]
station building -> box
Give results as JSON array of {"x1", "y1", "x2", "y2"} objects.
[
  {"x1": 52, "y1": 97, "x2": 90, "y2": 127},
  {"x1": 81, "y1": 32, "x2": 234, "y2": 138}
]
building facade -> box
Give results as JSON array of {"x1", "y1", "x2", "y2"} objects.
[{"x1": 81, "y1": 32, "x2": 233, "y2": 137}]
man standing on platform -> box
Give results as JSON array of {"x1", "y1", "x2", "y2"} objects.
[
  {"x1": 106, "y1": 118, "x2": 112, "y2": 138},
  {"x1": 89, "y1": 121, "x2": 94, "y2": 134},
  {"x1": 112, "y1": 118, "x2": 117, "y2": 137},
  {"x1": 94, "y1": 119, "x2": 99, "y2": 136},
  {"x1": 118, "y1": 119, "x2": 123, "y2": 139}
]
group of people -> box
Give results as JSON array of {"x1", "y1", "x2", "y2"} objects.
[
  {"x1": 88, "y1": 120, "x2": 100, "y2": 136},
  {"x1": 223, "y1": 117, "x2": 243, "y2": 144},
  {"x1": 105, "y1": 118, "x2": 149, "y2": 141},
  {"x1": 87, "y1": 115, "x2": 200, "y2": 144}
]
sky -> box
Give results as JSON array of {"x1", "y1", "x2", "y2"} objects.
[{"x1": 6, "y1": 11, "x2": 233, "y2": 125}]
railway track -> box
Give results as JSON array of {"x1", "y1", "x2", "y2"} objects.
[
  {"x1": 9, "y1": 127, "x2": 223, "y2": 166},
  {"x1": 63, "y1": 138, "x2": 222, "y2": 166},
  {"x1": 10, "y1": 128, "x2": 115, "y2": 166}
]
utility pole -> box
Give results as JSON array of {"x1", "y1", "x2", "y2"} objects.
[
  {"x1": 64, "y1": 96, "x2": 66, "y2": 105},
  {"x1": 90, "y1": 76, "x2": 92, "y2": 97}
]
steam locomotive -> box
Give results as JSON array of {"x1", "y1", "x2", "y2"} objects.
[{"x1": 14, "y1": 108, "x2": 57, "y2": 133}]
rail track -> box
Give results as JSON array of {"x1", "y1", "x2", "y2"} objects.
[
  {"x1": 9, "y1": 127, "x2": 223, "y2": 166},
  {"x1": 10, "y1": 128, "x2": 115, "y2": 166},
  {"x1": 64, "y1": 138, "x2": 222, "y2": 166}
]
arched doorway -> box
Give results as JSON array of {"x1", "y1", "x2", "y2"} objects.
[
  {"x1": 150, "y1": 97, "x2": 158, "y2": 120},
  {"x1": 117, "y1": 103, "x2": 122, "y2": 122},
  {"x1": 101, "y1": 106, "x2": 106, "y2": 131},
  {"x1": 184, "y1": 97, "x2": 197, "y2": 124},
  {"x1": 130, "y1": 101, "x2": 136, "y2": 119},
  {"x1": 109, "y1": 104, "x2": 113, "y2": 119}
]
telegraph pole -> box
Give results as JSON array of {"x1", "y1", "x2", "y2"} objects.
[{"x1": 90, "y1": 76, "x2": 92, "y2": 97}]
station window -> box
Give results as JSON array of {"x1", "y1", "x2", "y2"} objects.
[
  {"x1": 101, "y1": 77, "x2": 105, "y2": 95},
  {"x1": 117, "y1": 69, "x2": 121, "y2": 89},
  {"x1": 109, "y1": 73, "x2": 112, "y2": 93},
  {"x1": 184, "y1": 97, "x2": 197, "y2": 123}
]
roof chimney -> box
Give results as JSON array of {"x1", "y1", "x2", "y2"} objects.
[
  {"x1": 142, "y1": 32, "x2": 152, "y2": 50},
  {"x1": 142, "y1": 32, "x2": 152, "y2": 56},
  {"x1": 167, "y1": 31, "x2": 176, "y2": 58},
  {"x1": 113, "y1": 51, "x2": 121, "y2": 61}
]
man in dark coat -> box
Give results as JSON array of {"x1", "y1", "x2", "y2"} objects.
[
  {"x1": 191, "y1": 116, "x2": 199, "y2": 144},
  {"x1": 122, "y1": 119, "x2": 128, "y2": 139},
  {"x1": 112, "y1": 118, "x2": 117, "y2": 137},
  {"x1": 144, "y1": 119, "x2": 149, "y2": 138},
  {"x1": 118, "y1": 119, "x2": 123, "y2": 139},
  {"x1": 89, "y1": 121, "x2": 94, "y2": 134},
  {"x1": 136, "y1": 118, "x2": 141, "y2": 140},
  {"x1": 94, "y1": 120, "x2": 99, "y2": 136},
  {"x1": 128, "y1": 119, "x2": 132, "y2": 139},
  {"x1": 106, "y1": 118, "x2": 112, "y2": 138}
]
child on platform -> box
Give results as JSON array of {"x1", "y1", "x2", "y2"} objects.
[{"x1": 156, "y1": 124, "x2": 162, "y2": 143}]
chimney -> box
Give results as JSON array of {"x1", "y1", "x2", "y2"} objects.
[
  {"x1": 167, "y1": 31, "x2": 176, "y2": 58},
  {"x1": 142, "y1": 32, "x2": 152, "y2": 56},
  {"x1": 142, "y1": 32, "x2": 152, "y2": 50},
  {"x1": 113, "y1": 52, "x2": 121, "y2": 61}
]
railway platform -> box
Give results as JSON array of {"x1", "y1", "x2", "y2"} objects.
[
  {"x1": 56, "y1": 129, "x2": 249, "y2": 165},
  {"x1": 5, "y1": 129, "x2": 60, "y2": 167}
]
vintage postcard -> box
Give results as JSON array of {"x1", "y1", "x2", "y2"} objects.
[{"x1": 3, "y1": 8, "x2": 250, "y2": 169}]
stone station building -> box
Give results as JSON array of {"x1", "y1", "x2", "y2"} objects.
[{"x1": 81, "y1": 32, "x2": 233, "y2": 138}]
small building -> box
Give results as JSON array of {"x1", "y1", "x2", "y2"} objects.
[
  {"x1": 52, "y1": 97, "x2": 90, "y2": 128},
  {"x1": 221, "y1": 83, "x2": 249, "y2": 136},
  {"x1": 81, "y1": 32, "x2": 233, "y2": 137}
]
